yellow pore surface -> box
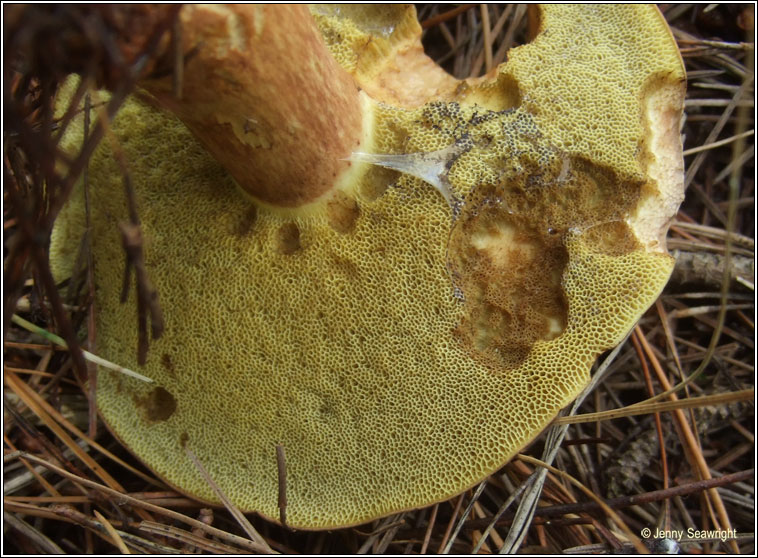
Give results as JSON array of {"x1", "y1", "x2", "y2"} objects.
[{"x1": 50, "y1": 5, "x2": 683, "y2": 529}]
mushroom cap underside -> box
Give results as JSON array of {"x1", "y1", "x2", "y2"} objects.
[{"x1": 50, "y1": 4, "x2": 685, "y2": 529}]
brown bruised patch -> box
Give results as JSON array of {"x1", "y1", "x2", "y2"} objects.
[
  {"x1": 234, "y1": 205, "x2": 259, "y2": 237},
  {"x1": 359, "y1": 167, "x2": 392, "y2": 201},
  {"x1": 276, "y1": 222, "x2": 301, "y2": 254},
  {"x1": 135, "y1": 387, "x2": 177, "y2": 423},
  {"x1": 161, "y1": 353, "x2": 176, "y2": 378},
  {"x1": 326, "y1": 191, "x2": 360, "y2": 234}
]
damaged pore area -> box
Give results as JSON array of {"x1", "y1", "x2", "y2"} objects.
[{"x1": 448, "y1": 191, "x2": 570, "y2": 370}]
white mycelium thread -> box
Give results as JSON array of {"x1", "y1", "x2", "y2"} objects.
[{"x1": 348, "y1": 141, "x2": 468, "y2": 214}]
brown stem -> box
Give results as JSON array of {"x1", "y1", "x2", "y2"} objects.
[{"x1": 140, "y1": 4, "x2": 363, "y2": 207}]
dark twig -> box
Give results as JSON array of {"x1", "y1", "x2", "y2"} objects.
[
  {"x1": 118, "y1": 222, "x2": 164, "y2": 365},
  {"x1": 420, "y1": 5, "x2": 475, "y2": 30},
  {"x1": 88, "y1": 84, "x2": 165, "y2": 364}
]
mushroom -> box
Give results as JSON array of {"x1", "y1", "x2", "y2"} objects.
[{"x1": 50, "y1": 5, "x2": 686, "y2": 529}]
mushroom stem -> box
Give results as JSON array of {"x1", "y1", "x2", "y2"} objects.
[{"x1": 140, "y1": 4, "x2": 363, "y2": 207}]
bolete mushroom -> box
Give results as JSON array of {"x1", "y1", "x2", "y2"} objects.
[{"x1": 50, "y1": 5, "x2": 686, "y2": 529}]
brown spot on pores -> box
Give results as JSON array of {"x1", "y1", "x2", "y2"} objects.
[
  {"x1": 326, "y1": 190, "x2": 360, "y2": 234},
  {"x1": 235, "y1": 205, "x2": 259, "y2": 237},
  {"x1": 277, "y1": 222, "x2": 301, "y2": 254},
  {"x1": 135, "y1": 387, "x2": 177, "y2": 423},
  {"x1": 161, "y1": 353, "x2": 176, "y2": 378}
]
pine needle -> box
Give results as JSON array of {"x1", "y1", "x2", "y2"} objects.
[{"x1": 11, "y1": 314, "x2": 153, "y2": 383}]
